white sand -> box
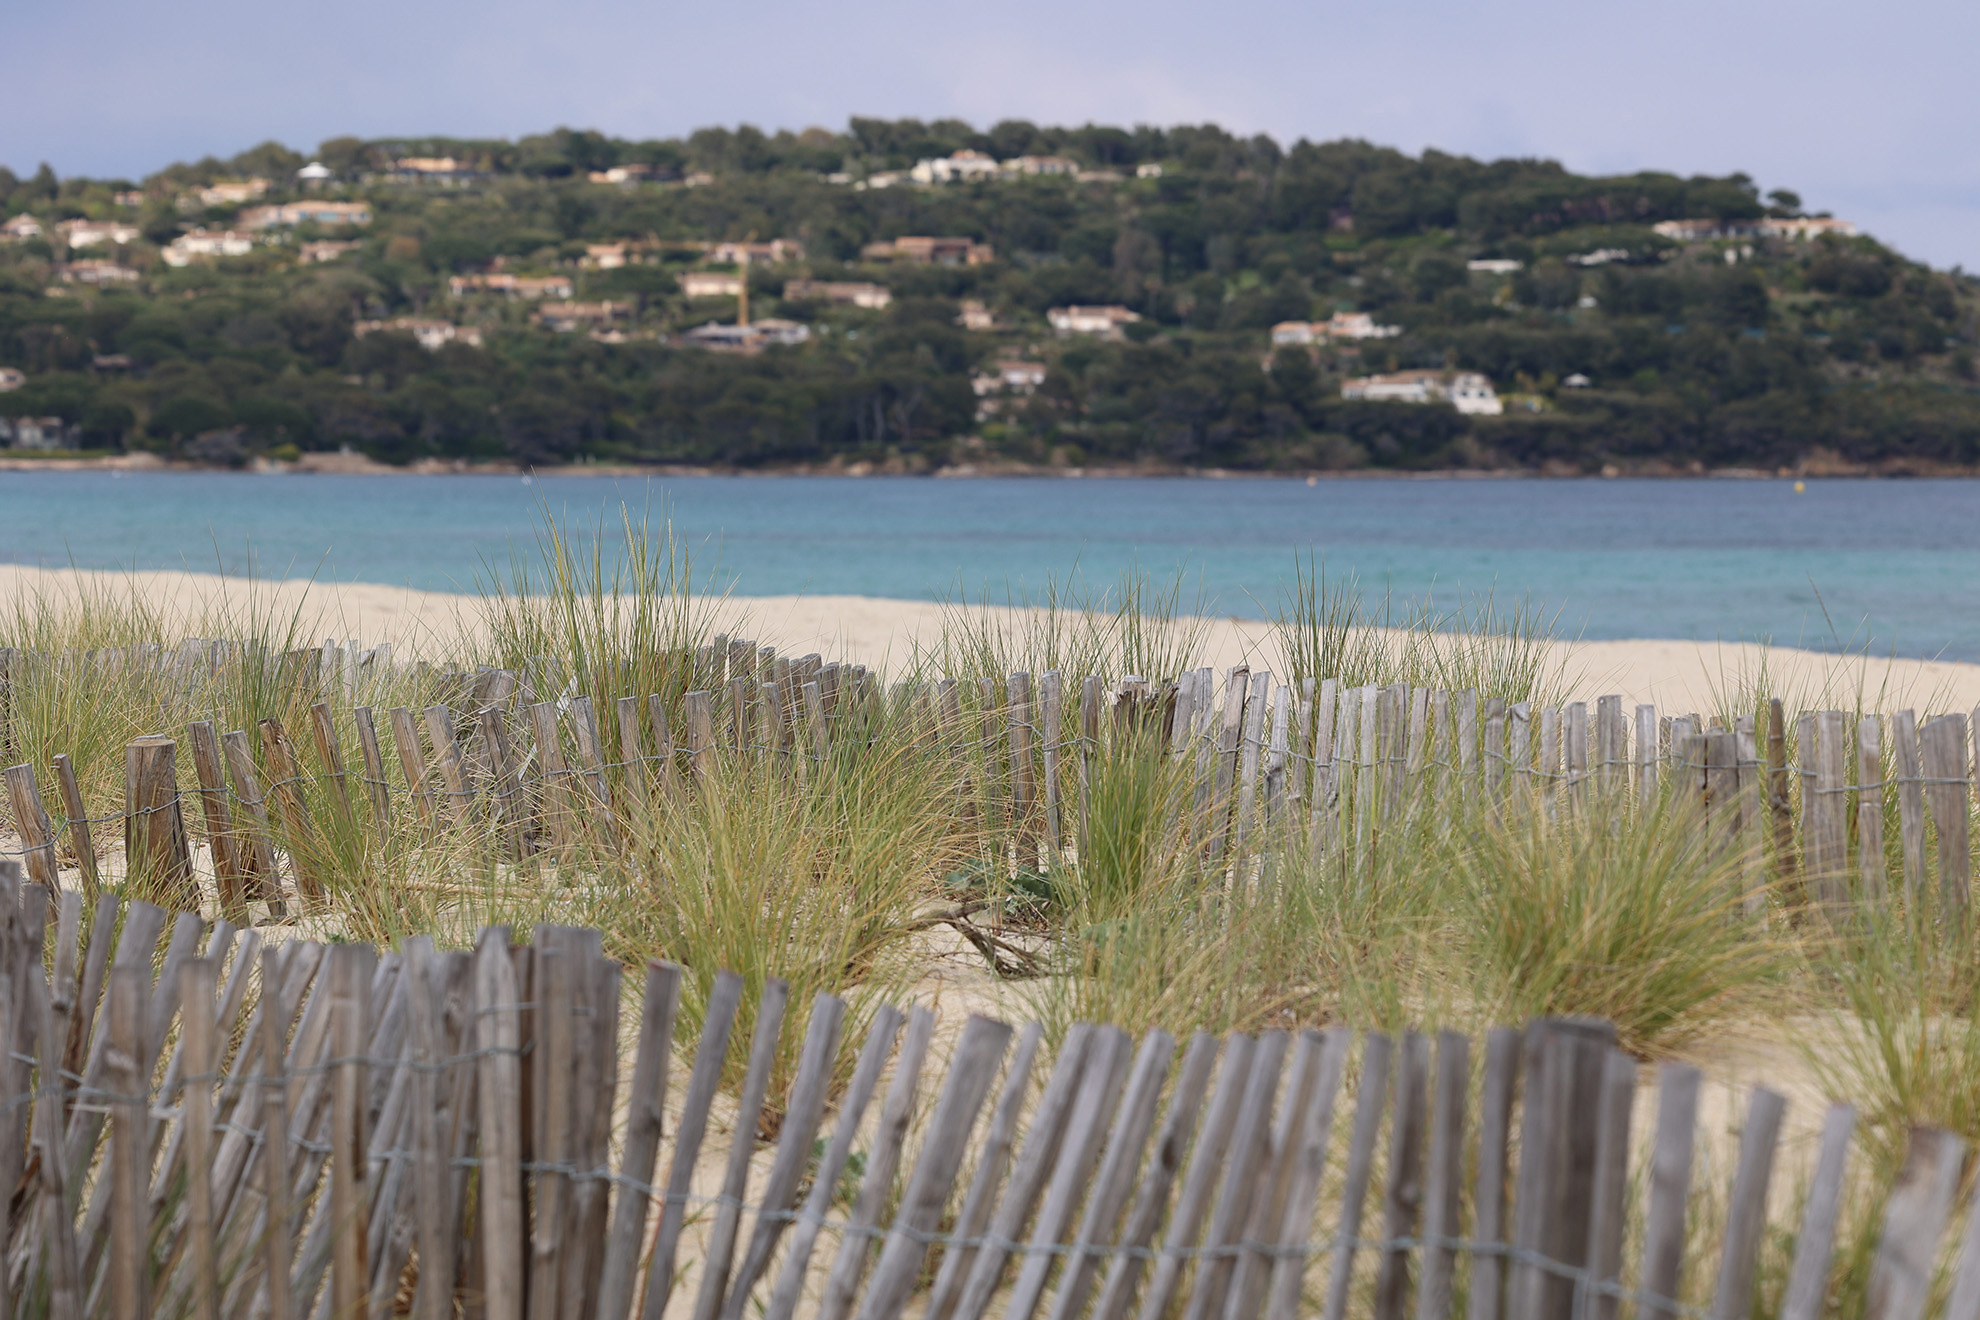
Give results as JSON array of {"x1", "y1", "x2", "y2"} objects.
[{"x1": 4, "y1": 563, "x2": 1977, "y2": 715}]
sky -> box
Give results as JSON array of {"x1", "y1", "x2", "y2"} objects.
[{"x1": 9, "y1": 0, "x2": 1978, "y2": 269}]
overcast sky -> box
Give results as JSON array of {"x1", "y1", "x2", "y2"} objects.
[{"x1": 10, "y1": 0, "x2": 1977, "y2": 269}]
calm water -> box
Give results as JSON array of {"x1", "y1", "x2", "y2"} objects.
[{"x1": 0, "y1": 470, "x2": 1975, "y2": 658}]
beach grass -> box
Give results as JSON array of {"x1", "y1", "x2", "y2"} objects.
[{"x1": 11, "y1": 507, "x2": 1980, "y2": 1249}]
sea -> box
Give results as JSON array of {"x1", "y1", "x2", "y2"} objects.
[{"x1": 0, "y1": 469, "x2": 1976, "y2": 660}]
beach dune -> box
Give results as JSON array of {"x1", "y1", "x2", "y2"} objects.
[{"x1": 4, "y1": 563, "x2": 1975, "y2": 717}]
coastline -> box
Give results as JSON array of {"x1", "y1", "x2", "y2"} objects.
[
  {"x1": 3, "y1": 450, "x2": 1978, "y2": 480},
  {"x1": 5, "y1": 563, "x2": 1978, "y2": 716}
]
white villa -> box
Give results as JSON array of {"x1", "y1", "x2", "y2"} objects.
[
  {"x1": 163, "y1": 229, "x2": 255, "y2": 266},
  {"x1": 1271, "y1": 312, "x2": 1401, "y2": 346},
  {"x1": 1341, "y1": 370, "x2": 1503, "y2": 415},
  {"x1": 1048, "y1": 305, "x2": 1141, "y2": 338},
  {"x1": 354, "y1": 318, "x2": 484, "y2": 350}
]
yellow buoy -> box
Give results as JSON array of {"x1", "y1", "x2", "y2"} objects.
[{"x1": 1793, "y1": 480, "x2": 1806, "y2": 493}]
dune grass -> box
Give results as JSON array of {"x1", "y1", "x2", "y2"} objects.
[{"x1": 7, "y1": 509, "x2": 1980, "y2": 1205}]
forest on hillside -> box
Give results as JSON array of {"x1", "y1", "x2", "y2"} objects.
[{"x1": 1, "y1": 120, "x2": 1976, "y2": 473}]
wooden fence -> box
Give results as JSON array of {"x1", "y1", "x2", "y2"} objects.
[
  {"x1": 2, "y1": 868, "x2": 1978, "y2": 1320},
  {"x1": 1, "y1": 637, "x2": 1976, "y2": 921}
]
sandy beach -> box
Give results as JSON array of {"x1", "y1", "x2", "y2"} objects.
[{"x1": 4, "y1": 561, "x2": 1976, "y2": 715}]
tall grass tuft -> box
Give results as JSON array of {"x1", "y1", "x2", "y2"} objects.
[
  {"x1": 1808, "y1": 901, "x2": 1980, "y2": 1172},
  {"x1": 1446, "y1": 796, "x2": 1790, "y2": 1054},
  {"x1": 1272, "y1": 554, "x2": 1571, "y2": 704},
  {"x1": 920, "y1": 565, "x2": 1210, "y2": 685},
  {"x1": 592, "y1": 740, "x2": 966, "y2": 1101},
  {"x1": 479, "y1": 502, "x2": 725, "y2": 714}
]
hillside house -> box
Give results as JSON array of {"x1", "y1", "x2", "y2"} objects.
[
  {"x1": 971, "y1": 359, "x2": 1048, "y2": 419},
  {"x1": 1271, "y1": 312, "x2": 1401, "y2": 346},
  {"x1": 707, "y1": 239, "x2": 805, "y2": 265},
  {"x1": 163, "y1": 229, "x2": 255, "y2": 266},
  {"x1": 783, "y1": 280, "x2": 891, "y2": 309},
  {"x1": 533, "y1": 301, "x2": 629, "y2": 332},
  {"x1": 299, "y1": 240, "x2": 359, "y2": 263},
  {"x1": 57, "y1": 219, "x2": 139, "y2": 248},
  {"x1": 1649, "y1": 217, "x2": 1856, "y2": 242},
  {"x1": 679, "y1": 319, "x2": 811, "y2": 351},
  {"x1": 0, "y1": 416, "x2": 79, "y2": 450},
  {"x1": 583, "y1": 243, "x2": 629, "y2": 270},
  {"x1": 242, "y1": 202, "x2": 372, "y2": 229},
  {"x1": 60, "y1": 260, "x2": 139, "y2": 286},
  {"x1": 860, "y1": 236, "x2": 994, "y2": 265},
  {"x1": 1049, "y1": 305, "x2": 1142, "y2": 338},
  {"x1": 389, "y1": 158, "x2": 482, "y2": 184},
  {"x1": 1272, "y1": 321, "x2": 1317, "y2": 346},
  {"x1": 1001, "y1": 156, "x2": 1079, "y2": 178},
  {"x1": 973, "y1": 360, "x2": 1047, "y2": 393},
  {"x1": 296, "y1": 162, "x2": 332, "y2": 187},
  {"x1": 1325, "y1": 311, "x2": 1400, "y2": 340},
  {"x1": 197, "y1": 178, "x2": 270, "y2": 206},
  {"x1": 1341, "y1": 370, "x2": 1503, "y2": 415},
  {"x1": 449, "y1": 273, "x2": 573, "y2": 299},
  {"x1": 354, "y1": 318, "x2": 484, "y2": 350},
  {"x1": 588, "y1": 164, "x2": 663, "y2": 184},
  {"x1": 0, "y1": 368, "x2": 24, "y2": 392},
  {"x1": 1466, "y1": 258, "x2": 1522, "y2": 275},
  {"x1": 1136, "y1": 163, "x2": 1165, "y2": 178},
  {"x1": 1759, "y1": 216, "x2": 1858, "y2": 240},
  {"x1": 911, "y1": 150, "x2": 1001, "y2": 184},
  {"x1": 1, "y1": 215, "x2": 44, "y2": 241},
  {"x1": 956, "y1": 299, "x2": 997, "y2": 330},
  {"x1": 680, "y1": 271, "x2": 744, "y2": 299}
]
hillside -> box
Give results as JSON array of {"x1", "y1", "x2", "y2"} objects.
[{"x1": 2, "y1": 120, "x2": 1977, "y2": 474}]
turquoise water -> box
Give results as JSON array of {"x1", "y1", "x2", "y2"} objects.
[{"x1": 0, "y1": 470, "x2": 1975, "y2": 659}]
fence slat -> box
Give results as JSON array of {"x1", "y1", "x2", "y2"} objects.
[
  {"x1": 763, "y1": 1006, "x2": 907, "y2": 1320},
  {"x1": 1865, "y1": 1127, "x2": 1964, "y2": 1320},
  {"x1": 473, "y1": 929, "x2": 524, "y2": 1320},
  {"x1": 1321, "y1": 1032, "x2": 1395, "y2": 1320},
  {"x1": 1227, "y1": 1029, "x2": 1324, "y2": 1320},
  {"x1": 1090, "y1": 1030, "x2": 1219, "y2": 1320},
  {"x1": 1372, "y1": 1031, "x2": 1430, "y2": 1320},
  {"x1": 1779, "y1": 1103, "x2": 1855, "y2": 1320},
  {"x1": 107, "y1": 961, "x2": 149, "y2": 1320},
  {"x1": 1047, "y1": 1029, "x2": 1176, "y2": 1320},
  {"x1": 1186, "y1": 1030, "x2": 1290, "y2": 1320},
  {"x1": 816, "y1": 1005, "x2": 935, "y2": 1320},
  {"x1": 1010, "y1": 1026, "x2": 1138, "y2": 1320},
  {"x1": 689, "y1": 977, "x2": 794, "y2": 1320},
  {"x1": 925, "y1": 1019, "x2": 1043, "y2": 1320},
  {"x1": 1923, "y1": 714, "x2": 1970, "y2": 918},
  {"x1": 1415, "y1": 1031, "x2": 1469, "y2": 1320},
  {"x1": 1639, "y1": 1061, "x2": 1701, "y2": 1317},
  {"x1": 177, "y1": 956, "x2": 220, "y2": 1320},
  {"x1": 259, "y1": 719, "x2": 324, "y2": 905},
  {"x1": 1261, "y1": 1027, "x2": 1353, "y2": 1320},
  {"x1": 1893, "y1": 710, "x2": 1927, "y2": 898},
  {"x1": 1583, "y1": 1049, "x2": 1638, "y2": 1320},
  {"x1": 595, "y1": 960, "x2": 684, "y2": 1320},
  {"x1": 422, "y1": 704, "x2": 472, "y2": 828},
  {"x1": 852, "y1": 1015, "x2": 1015, "y2": 1320},
  {"x1": 1708, "y1": 1086, "x2": 1787, "y2": 1320},
  {"x1": 6, "y1": 762, "x2": 60, "y2": 890},
  {"x1": 640, "y1": 968, "x2": 745, "y2": 1320},
  {"x1": 1466, "y1": 1027, "x2": 1518, "y2": 1320},
  {"x1": 527, "y1": 931, "x2": 579, "y2": 1320}
]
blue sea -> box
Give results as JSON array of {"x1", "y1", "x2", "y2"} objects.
[{"x1": 0, "y1": 470, "x2": 1975, "y2": 659}]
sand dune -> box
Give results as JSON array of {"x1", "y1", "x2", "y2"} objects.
[{"x1": 3, "y1": 563, "x2": 1975, "y2": 715}]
